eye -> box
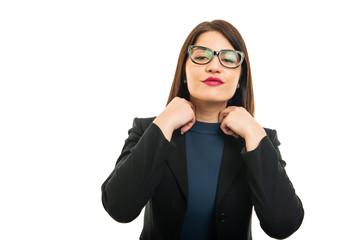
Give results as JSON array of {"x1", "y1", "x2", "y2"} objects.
[
  {"x1": 223, "y1": 58, "x2": 235, "y2": 63},
  {"x1": 191, "y1": 48, "x2": 213, "y2": 62},
  {"x1": 221, "y1": 51, "x2": 238, "y2": 63},
  {"x1": 194, "y1": 55, "x2": 209, "y2": 60}
]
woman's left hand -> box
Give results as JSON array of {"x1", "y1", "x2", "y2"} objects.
[{"x1": 218, "y1": 106, "x2": 267, "y2": 151}]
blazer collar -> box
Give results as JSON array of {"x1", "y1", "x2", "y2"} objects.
[{"x1": 166, "y1": 129, "x2": 246, "y2": 205}]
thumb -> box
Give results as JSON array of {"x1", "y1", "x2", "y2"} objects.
[
  {"x1": 220, "y1": 121, "x2": 239, "y2": 138},
  {"x1": 180, "y1": 120, "x2": 195, "y2": 135}
]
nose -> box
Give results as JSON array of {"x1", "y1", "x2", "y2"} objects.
[{"x1": 205, "y1": 55, "x2": 222, "y2": 73}]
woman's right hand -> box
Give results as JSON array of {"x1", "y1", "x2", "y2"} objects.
[{"x1": 153, "y1": 97, "x2": 196, "y2": 141}]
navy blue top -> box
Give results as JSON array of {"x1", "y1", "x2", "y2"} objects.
[{"x1": 179, "y1": 121, "x2": 225, "y2": 240}]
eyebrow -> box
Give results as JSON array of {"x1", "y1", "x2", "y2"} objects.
[{"x1": 195, "y1": 45, "x2": 236, "y2": 51}]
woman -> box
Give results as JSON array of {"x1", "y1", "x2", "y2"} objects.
[{"x1": 101, "y1": 20, "x2": 304, "y2": 240}]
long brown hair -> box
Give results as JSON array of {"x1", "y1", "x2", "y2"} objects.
[{"x1": 166, "y1": 20, "x2": 255, "y2": 117}]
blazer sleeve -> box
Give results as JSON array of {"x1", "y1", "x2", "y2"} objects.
[
  {"x1": 241, "y1": 129, "x2": 304, "y2": 239},
  {"x1": 101, "y1": 117, "x2": 176, "y2": 223}
]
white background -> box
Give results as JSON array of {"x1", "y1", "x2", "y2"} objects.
[{"x1": 1, "y1": 0, "x2": 359, "y2": 239}]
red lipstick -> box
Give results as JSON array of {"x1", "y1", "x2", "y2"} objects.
[{"x1": 202, "y1": 77, "x2": 224, "y2": 86}]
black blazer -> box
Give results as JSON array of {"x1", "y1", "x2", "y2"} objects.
[{"x1": 101, "y1": 117, "x2": 304, "y2": 240}]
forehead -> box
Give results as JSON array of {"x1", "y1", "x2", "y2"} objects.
[{"x1": 194, "y1": 31, "x2": 234, "y2": 51}]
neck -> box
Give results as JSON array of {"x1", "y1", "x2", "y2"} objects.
[{"x1": 190, "y1": 97, "x2": 227, "y2": 123}]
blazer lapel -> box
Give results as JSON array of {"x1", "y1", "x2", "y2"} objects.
[
  {"x1": 166, "y1": 129, "x2": 188, "y2": 201},
  {"x1": 216, "y1": 135, "x2": 246, "y2": 206}
]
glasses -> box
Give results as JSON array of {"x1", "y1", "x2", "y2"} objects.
[{"x1": 188, "y1": 45, "x2": 245, "y2": 69}]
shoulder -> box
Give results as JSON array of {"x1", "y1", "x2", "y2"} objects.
[
  {"x1": 131, "y1": 116, "x2": 157, "y2": 132},
  {"x1": 263, "y1": 127, "x2": 287, "y2": 166},
  {"x1": 263, "y1": 127, "x2": 281, "y2": 147}
]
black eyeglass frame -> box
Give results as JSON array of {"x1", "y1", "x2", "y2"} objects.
[{"x1": 188, "y1": 45, "x2": 245, "y2": 69}]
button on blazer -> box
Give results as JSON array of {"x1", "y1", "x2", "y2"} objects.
[{"x1": 101, "y1": 117, "x2": 304, "y2": 240}]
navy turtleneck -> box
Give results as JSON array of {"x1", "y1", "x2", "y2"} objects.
[{"x1": 180, "y1": 121, "x2": 225, "y2": 240}]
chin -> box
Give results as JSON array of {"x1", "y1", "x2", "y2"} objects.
[{"x1": 191, "y1": 94, "x2": 232, "y2": 104}]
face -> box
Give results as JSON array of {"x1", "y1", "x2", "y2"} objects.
[{"x1": 185, "y1": 31, "x2": 241, "y2": 105}]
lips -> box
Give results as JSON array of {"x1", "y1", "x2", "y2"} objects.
[{"x1": 202, "y1": 77, "x2": 224, "y2": 86}]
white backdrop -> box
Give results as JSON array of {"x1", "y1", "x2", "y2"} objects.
[{"x1": 1, "y1": 0, "x2": 360, "y2": 239}]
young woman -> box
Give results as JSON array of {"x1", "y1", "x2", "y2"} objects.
[{"x1": 101, "y1": 20, "x2": 304, "y2": 240}]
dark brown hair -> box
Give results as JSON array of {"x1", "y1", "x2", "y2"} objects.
[{"x1": 166, "y1": 20, "x2": 255, "y2": 117}]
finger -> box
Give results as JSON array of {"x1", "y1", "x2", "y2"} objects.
[
  {"x1": 218, "y1": 112, "x2": 228, "y2": 123},
  {"x1": 181, "y1": 117, "x2": 196, "y2": 135},
  {"x1": 188, "y1": 101, "x2": 196, "y2": 113},
  {"x1": 221, "y1": 127, "x2": 239, "y2": 138},
  {"x1": 180, "y1": 101, "x2": 196, "y2": 135},
  {"x1": 180, "y1": 125, "x2": 189, "y2": 135},
  {"x1": 220, "y1": 126, "x2": 238, "y2": 138},
  {"x1": 181, "y1": 123, "x2": 193, "y2": 135},
  {"x1": 220, "y1": 120, "x2": 231, "y2": 135},
  {"x1": 218, "y1": 106, "x2": 235, "y2": 122},
  {"x1": 220, "y1": 118, "x2": 239, "y2": 138}
]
